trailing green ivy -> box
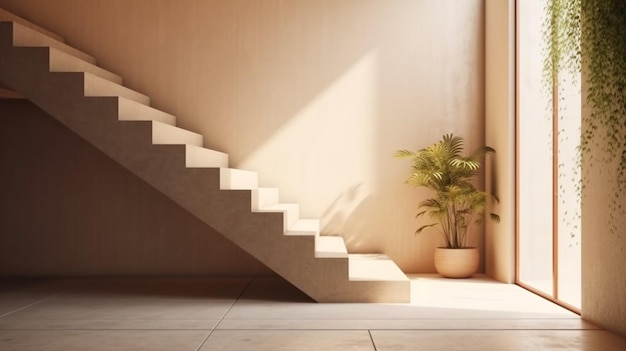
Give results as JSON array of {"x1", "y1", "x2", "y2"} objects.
[
  {"x1": 581, "y1": 1, "x2": 626, "y2": 190},
  {"x1": 545, "y1": 0, "x2": 626, "y2": 235},
  {"x1": 544, "y1": 0, "x2": 580, "y2": 84},
  {"x1": 543, "y1": 0, "x2": 582, "y2": 242}
]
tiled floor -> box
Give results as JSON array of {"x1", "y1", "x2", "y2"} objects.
[{"x1": 1, "y1": 275, "x2": 625, "y2": 350}]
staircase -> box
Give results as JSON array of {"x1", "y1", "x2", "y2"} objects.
[{"x1": 0, "y1": 9, "x2": 410, "y2": 303}]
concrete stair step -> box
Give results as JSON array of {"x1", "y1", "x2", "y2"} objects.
[
  {"x1": 220, "y1": 168, "x2": 258, "y2": 190},
  {"x1": 152, "y1": 121, "x2": 203, "y2": 147},
  {"x1": 50, "y1": 47, "x2": 122, "y2": 84},
  {"x1": 315, "y1": 236, "x2": 348, "y2": 258},
  {"x1": 118, "y1": 97, "x2": 176, "y2": 125},
  {"x1": 258, "y1": 203, "x2": 300, "y2": 231},
  {"x1": 251, "y1": 188, "x2": 279, "y2": 211},
  {"x1": 286, "y1": 219, "x2": 320, "y2": 236},
  {"x1": 348, "y1": 254, "x2": 409, "y2": 282},
  {"x1": 185, "y1": 145, "x2": 229, "y2": 168},
  {"x1": 0, "y1": 8, "x2": 65, "y2": 42},
  {"x1": 84, "y1": 72, "x2": 150, "y2": 105},
  {"x1": 10, "y1": 21, "x2": 95, "y2": 64}
]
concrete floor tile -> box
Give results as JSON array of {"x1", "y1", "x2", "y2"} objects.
[
  {"x1": 199, "y1": 330, "x2": 375, "y2": 351},
  {"x1": 1, "y1": 278, "x2": 249, "y2": 322},
  {"x1": 216, "y1": 318, "x2": 598, "y2": 331},
  {"x1": 4, "y1": 293, "x2": 231, "y2": 320},
  {"x1": 0, "y1": 330, "x2": 209, "y2": 351},
  {"x1": 0, "y1": 318, "x2": 220, "y2": 330},
  {"x1": 371, "y1": 330, "x2": 626, "y2": 351}
]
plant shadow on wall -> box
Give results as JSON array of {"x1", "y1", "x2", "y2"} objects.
[
  {"x1": 320, "y1": 183, "x2": 377, "y2": 251},
  {"x1": 395, "y1": 134, "x2": 500, "y2": 278},
  {"x1": 545, "y1": 0, "x2": 626, "y2": 237}
]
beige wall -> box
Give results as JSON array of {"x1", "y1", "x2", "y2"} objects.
[
  {"x1": 0, "y1": 0, "x2": 486, "y2": 273},
  {"x1": 484, "y1": 0, "x2": 515, "y2": 283},
  {"x1": 0, "y1": 99, "x2": 272, "y2": 276},
  {"x1": 581, "y1": 79, "x2": 626, "y2": 335}
]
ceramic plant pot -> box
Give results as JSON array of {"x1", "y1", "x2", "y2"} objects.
[{"x1": 434, "y1": 247, "x2": 479, "y2": 278}]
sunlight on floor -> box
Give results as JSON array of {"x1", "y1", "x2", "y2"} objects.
[{"x1": 409, "y1": 274, "x2": 576, "y2": 316}]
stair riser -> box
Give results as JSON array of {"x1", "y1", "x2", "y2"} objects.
[
  {"x1": 283, "y1": 206, "x2": 299, "y2": 231},
  {"x1": 251, "y1": 188, "x2": 279, "y2": 211},
  {"x1": 220, "y1": 169, "x2": 258, "y2": 190}
]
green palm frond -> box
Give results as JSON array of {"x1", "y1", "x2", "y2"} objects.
[
  {"x1": 394, "y1": 149, "x2": 417, "y2": 158},
  {"x1": 416, "y1": 223, "x2": 440, "y2": 235},
  {"x1": 451, "y1": 159, "x2": 478, "y2": 170}
]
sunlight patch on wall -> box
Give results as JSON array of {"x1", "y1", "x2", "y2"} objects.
[{"x1": 239, "y1": 50, "x2": 379, "y2": 219}]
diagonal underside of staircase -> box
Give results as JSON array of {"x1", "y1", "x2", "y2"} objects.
[{"x1": 0, "y1": 8, "x2": 410, "y2": 303}]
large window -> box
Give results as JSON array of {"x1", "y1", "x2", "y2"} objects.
[{"x1": 517, "y1": 0, "x2": 581, "y2": 311}]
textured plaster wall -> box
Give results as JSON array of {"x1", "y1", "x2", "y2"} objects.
[
  {"x1": 484, "y1": 0, "x2": 515, "y2": 283},
  {"x1": 0, "y1": 0, "x2": 486, "y2": 273},
  {"x1": 581, "y1": 82, "x2": 626, "y2": 335},
  {"x1": 0, "y1": 99, "x2": 272, "y2": 276}
]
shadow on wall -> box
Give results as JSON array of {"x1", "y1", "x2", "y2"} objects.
[
  {"x1": 0, "y1": 0, "x2": 485, "y2": 273},
  {"x1": 321, "y1": 183, "x2": 371, "y2": 249},
  {"x1": 0, "y1": 99, "x2": 273, "y2": 276}
]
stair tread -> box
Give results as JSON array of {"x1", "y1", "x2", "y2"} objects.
[
  {"x1": 0, "y1": 8, "x2": 65, "y2": 42},
  {"x1": 10, "y1": 21, "x2": 95, "y2": 64},
  {"x1": 259, "y1": 203, "x2": 299, "y2": 211},
  {"x1": 348, "y1": 254, "x2": 409, "y2": 282},
  {"x1": 152, "y1": 121, "x2": 203, "y2": 147},
  {"x1": 315, "y1": 236, "x2": 348, "y2": 258},
  {"x1": 286, "y1": 219, "x2": 319, "y2": 236},
  {"x1": 84, "y1": 72, "x2": 150, "y2": 105},
  {"x1": 118, "y1": 97, "x2": 176, "y2": 125},
  {"x1": 50, "y1": 47, "x2": 122, "y2": 84}
]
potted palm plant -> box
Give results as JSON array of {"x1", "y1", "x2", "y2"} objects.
[{"x1": 395, "y1": 134, "x2": 500, "y2": 278}]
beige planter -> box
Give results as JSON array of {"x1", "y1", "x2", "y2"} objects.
[{"x1": 434, "y1": 247, "x2": 479, "y2": 278}]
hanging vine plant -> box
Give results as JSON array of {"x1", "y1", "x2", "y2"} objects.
[
  {"x1": 580, "y1": 1, "x2": 626, "y2": 188},
  {"x1": 545, "y1": 0, "x2": 626, "y2": 235},
  {"x1": 543, "y1": 0, "x2": 582, "y2": 243}
]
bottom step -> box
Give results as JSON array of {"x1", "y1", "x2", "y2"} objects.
[{"x1": 348, "y1": 254, "x2": 409, "y2": 282}]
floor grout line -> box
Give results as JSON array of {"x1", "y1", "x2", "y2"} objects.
[
  {"x1": 193, "y1": 277, "x2": 255, "y2": 351},
  {"x1": 368, "y1": 330, "x2": 378, "y2": 351},
  {"x1": 0, "y1": 293, "x2": 62, "y2": 319}
]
